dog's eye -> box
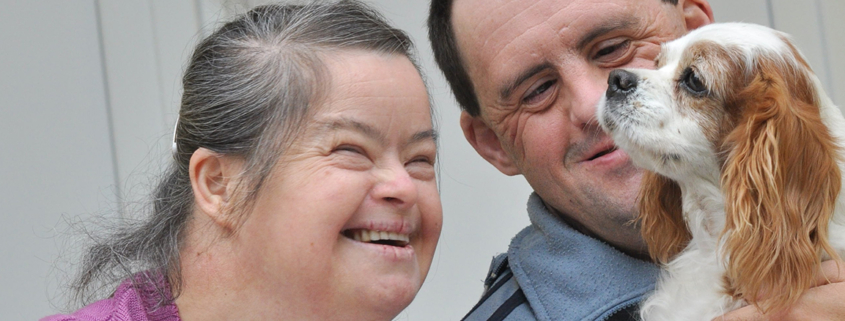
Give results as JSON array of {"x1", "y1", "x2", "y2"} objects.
[{"x1": 681, "y1": 68, "x2": 707, "y2": 96}]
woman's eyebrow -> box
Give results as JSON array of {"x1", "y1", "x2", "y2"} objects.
[
  {"x1": 409, "y1": 129, "x2": 438, "y2": 145},
  {"x1": 319, "y1": 118, "x2": 437, "y2": 146},
  {"x1": 320, "y1": 118, "x2": 386, "y2": 145}
]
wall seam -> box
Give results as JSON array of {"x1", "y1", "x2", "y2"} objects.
[
  {"x1": 814, "y1": 0, "x2": 834, "y2": 93},
  {"x1": 148, "y1": 2, "x2": 169, "y2": 128},
  {"x1": 766, "y1": 0, "x2": 776, "y2": 28},
  {"x1": 93, "y1": 0, "x2": 124, "y2": 215}
]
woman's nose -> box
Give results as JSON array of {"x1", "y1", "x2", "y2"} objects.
[{"x1": 372, "y1": 165, "x2": 418, "y2": 210}]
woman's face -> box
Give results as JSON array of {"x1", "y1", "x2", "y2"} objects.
[{"x1": 235, "y1": 51, "x2": 442, "y2": 319}]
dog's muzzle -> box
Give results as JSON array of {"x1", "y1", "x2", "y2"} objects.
[{"x1": 606, "y1": 69, "x2": 638, "y2": 101}]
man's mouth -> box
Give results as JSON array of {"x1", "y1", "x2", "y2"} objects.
[
  {"x1": 343, "y1": 229, "x2": 410, "y2": 247},
  {"x1": 587, "y1": 146, "x2": 619, "y2": 161}
]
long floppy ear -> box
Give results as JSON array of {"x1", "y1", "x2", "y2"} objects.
[
  {"x1": 720, "y1": 54, "x2": 841, "y2": 312},
  {"x1": 639, "y1": 170, "x2": 691, "y2": 264}
]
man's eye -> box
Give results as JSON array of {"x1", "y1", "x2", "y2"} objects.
[
  {"x1": 522, "y1": 79, "x2": 557, "y2": 104},
  {"x1": 594, "y1": 39, "x2": 631, "y2": 60}
]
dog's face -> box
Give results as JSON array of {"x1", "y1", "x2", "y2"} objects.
[
  {"x1": 596, "y1": 23, "x2": 815, "y2": 182},
  {"x1": 597, "y1": 23, "x2": 843, "y2": 312}
]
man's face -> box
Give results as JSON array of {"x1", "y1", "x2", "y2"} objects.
[{"x1": 452, "y1": 0, "x2": 709, "y2": 254}]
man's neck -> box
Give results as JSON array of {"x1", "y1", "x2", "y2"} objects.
[{"x1": 545, "y1": 201, "x2": 652, "y2": 262}]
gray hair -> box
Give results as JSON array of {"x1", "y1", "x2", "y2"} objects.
[{"x1": 72, "y1": 0, "x2": 423, "y2": 306}]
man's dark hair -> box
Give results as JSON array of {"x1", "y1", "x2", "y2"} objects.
[{"x1": 428, "y1": 0, "x2": 679, "y2": 116}]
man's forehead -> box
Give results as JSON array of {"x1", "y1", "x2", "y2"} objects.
[
  {"x1": 451, "y1": 0, "x2": 572, "y2": 89},
  {"x1": 452, "y1": 0, "x2": 568, "y2": 59},
  {"x1": 451, "y1": 0, "x2": 642, "y2": 95}
]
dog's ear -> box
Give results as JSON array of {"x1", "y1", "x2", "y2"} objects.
[
  {"x1": 721, "y1": 50, "x2": 841, "y2": 312},
  {"x1": 639, "y1": 170, "x2": 690, "y2": 264}
]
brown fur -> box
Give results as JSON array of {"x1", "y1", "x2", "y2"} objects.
[
  {"x1": 720, "y1": 52, "x2": 841, "y2": 312},
  {"x1": 639, "y1": 170, "x2": 690, "y2": 264}
]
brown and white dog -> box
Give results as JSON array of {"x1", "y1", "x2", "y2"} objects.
[{"x1": 596, "y1": 22, "x2": 845, "y2": 321}]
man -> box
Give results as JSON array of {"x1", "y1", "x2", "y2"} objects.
[{"x1": 428, "y1": 0, "x2": 845, "y2": 320}]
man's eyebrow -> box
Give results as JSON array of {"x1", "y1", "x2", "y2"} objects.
[
  {"x1": 575, "y1": 18, "x2": 638, "y2": 52},
  {"x1": 499, "y1": 62, "x2": 555, "y2": 101}
]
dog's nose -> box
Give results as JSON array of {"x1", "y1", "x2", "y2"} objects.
[{"x1": 607, "y1": 69, "x2": 638, "y2": 99}]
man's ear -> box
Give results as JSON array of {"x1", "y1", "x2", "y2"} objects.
[
  {"x1": 189, "y1": 148, "x2": 241, "y2": 230},
  {"x1": 680, "y1": 0, "x2": 714, "y2": 31},
  {"x1": 460, "y1": 111, "x2": 520, "y2": 176}
]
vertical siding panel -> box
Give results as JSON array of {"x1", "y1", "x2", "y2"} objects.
[
  {"x1": 819, "y1": 0, "x2": 845, "y2": 106},
  {"x1": 1, "y1": 1, "x2": 117, "y2": 318},
  {"x1": 769, "y1": 0, "x2": 831, "y2": 95},
  {"x1": 150, "y1": 1, "x2": 204, "y2": 130},
  {"x1": 708, "y1": 0, "x2": 771, "y2": 26},
  {"x1": 195, "y1": 0, "x2": 242, "y2": 37},
  {"x1": 97, "y1": 1, "x2": 166, "y2": 208}
]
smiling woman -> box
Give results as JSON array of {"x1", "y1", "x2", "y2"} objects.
[
  {"x1": 217, "y1": 50, "x2": 441, "y2": 320},
  {"x1": 40, "y1": 1, "x2": 441, "y2": 320}
]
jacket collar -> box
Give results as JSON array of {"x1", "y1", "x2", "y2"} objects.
[{"x1": 507, "y1": 193, "x2": 659, "y2": 321}]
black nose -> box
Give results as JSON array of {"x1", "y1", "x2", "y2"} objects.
[{"x1": 606, "y1": 69, "x2": 638, "y2": 99}]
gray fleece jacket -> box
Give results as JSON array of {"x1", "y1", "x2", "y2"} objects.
[{"x1": 462, "y1": 193, "x2": 659, "y2": 321}]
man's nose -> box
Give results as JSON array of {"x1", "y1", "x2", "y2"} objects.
[
  {"x1": 606, "y1": 69, "x2": 639, "y2": 99},
  {"x1": 568, "y1": 72, "x2": 610, "y2": 128}
]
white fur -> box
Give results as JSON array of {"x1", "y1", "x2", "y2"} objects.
[{"x1": 596, "y1": 23, "x2": 845, "y2": 321}]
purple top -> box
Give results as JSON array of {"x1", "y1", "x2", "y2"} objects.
[{"x1": 41, "y1": 272, "x2": 181, "y2": 321}]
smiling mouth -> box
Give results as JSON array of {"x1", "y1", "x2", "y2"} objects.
[
  {"x1": 587, "y1": 146, "x2": 618, "y2": 161},
  {"x1": 343, "y1": 229, "x2": 410, "y2": 247}
]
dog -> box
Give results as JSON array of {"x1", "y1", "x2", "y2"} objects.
[{"x1": 596, "y1": 22, "x2": 845, "y2": 321}]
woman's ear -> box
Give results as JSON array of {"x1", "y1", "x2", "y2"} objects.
[
  {"x1": 680, "y1": 0, "x2": 714, "y2": 31},
  {"x1": 460, "y1": 111, "x2": 520, "y2": 176},
  {"x1": 189, "y1": 148, "x2": 242, "y2": 231}
]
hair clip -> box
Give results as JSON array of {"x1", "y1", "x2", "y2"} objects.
[{"x1": 171, "y1": 115, "x2": 179, "y2": 158}]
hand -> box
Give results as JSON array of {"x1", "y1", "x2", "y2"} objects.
[{"x1": 714, "y1": 260, "x2": 845, "y2": 321}]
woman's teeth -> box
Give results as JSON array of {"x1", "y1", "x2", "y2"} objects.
[{"x1": 347, "y1": 229, "x2": 410, "y2": 246}]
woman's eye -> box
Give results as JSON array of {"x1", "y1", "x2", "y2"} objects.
[
  {"x1": 334, "y1": 145, "x2": 366, "y2": 156},
  {"x1": 408, "y1": 156, "x2": 434, "y2": 166},
  {"x1": 406, "y1": 155, "x2": 436, "y2": 180},
  {"x1": 331, "y1": 144, "x2": 373, "y2": 170},
  {"x1": 522, "y1": 79, "x2": 557, "y2": 105}
]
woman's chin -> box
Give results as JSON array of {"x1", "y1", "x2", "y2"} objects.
[{"x1": 354, "y1": 275, "x2": 421, "y2": 317}]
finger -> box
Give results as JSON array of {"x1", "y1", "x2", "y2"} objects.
[
  {"x1": 717, "y1": 282, "x2": 845, "y2": 321},
  {"x1": 778, "y1": 282, "x2": 845, "y2": 320},
  {"x1": 713, "y1": 305, "x2": 765, "y2": 321}
]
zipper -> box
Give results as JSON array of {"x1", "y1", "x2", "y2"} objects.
[
  {"x1": 597, "y1": 299, "x2": 640, "y2": 321},
  {"x1": 484, "y1": 255, "x2": 510, "y2": 291}
]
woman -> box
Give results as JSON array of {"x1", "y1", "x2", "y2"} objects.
[{"x1": 42, "y1": 1, "x2": 441, "y2": 320}]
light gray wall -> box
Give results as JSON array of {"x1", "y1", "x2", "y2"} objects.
[
  {"x1": 2, "y1": 1, "x2": 843, "y2": 320},
  {"x1": 1, "y1": 2, "x2": 117, "y2": 320}
]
